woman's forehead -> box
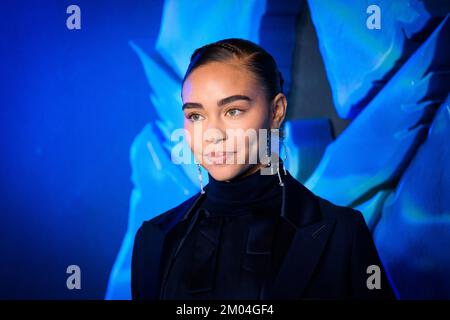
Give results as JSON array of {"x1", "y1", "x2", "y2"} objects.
[{"x1": 182, "y1": 62, "x2": 261, "y2": 102}]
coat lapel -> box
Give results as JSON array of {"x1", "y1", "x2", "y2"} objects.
[
  {"x1": 146, "y1": 191, "x2": 206, "y2": 299},
  {"x1": 263, "y1": 171, "x2": 336, "y2": 299},
  {"x1": 148, "y1": 170, "x2": 335, "y2": 300}
]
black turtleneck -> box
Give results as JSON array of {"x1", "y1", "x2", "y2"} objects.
[
  {"x1": 159, "y1": 162, "x2": 295, "y2": 300},
  {"x1": 202, "y1": 164, "x2": 283, "y2": 215}
]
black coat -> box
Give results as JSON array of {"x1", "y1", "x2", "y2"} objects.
[{"x1": 131, "y1": 171, "x2": 396, "y2": 300}]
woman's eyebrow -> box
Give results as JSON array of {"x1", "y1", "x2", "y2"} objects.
[
  {"x1": 182, "y1": 95, "x2": 252, "y2": 111},
  {"x1": 218, "y1": 95, "x2": 252, "y2": 107}
]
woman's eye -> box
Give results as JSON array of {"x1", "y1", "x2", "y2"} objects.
[
  {"x1": 186, "y1": 113, "x2": 204, "y2": 122},
  {"x1": 226, "y1": 108, "x2": 243, "y2": 117}
]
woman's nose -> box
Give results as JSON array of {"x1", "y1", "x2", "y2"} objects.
[{"x1": 204, "y1": 124, "x2": 227, "y2": 144}]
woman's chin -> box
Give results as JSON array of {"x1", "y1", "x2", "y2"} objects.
[{"x1": 205, "y1": 164, "x2": 249, "y2": 182}]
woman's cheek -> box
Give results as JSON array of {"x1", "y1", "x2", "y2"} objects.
[
  {"x1": 183, "y1": 126, "x2": 196, "y2": 155},
  {"x1": 183, "y1": 123, "x2": 192, "y2": 145},
  {"x1": 191, "y1": 129, "x2": 205, "y2": 158}
]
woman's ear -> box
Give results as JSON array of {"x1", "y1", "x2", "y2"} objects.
[{"x1": 271, "y1": 93, "x2": 287, "y2": 129}]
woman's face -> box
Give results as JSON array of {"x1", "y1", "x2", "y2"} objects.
[{"x1": 182, "y1": 61, "x2": 276, "y2": 182}]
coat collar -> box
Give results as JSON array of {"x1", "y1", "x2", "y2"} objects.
[{"x1": 152, "y1": 169, "x2": 336, "y2": 299}]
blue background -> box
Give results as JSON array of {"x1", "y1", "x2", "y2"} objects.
[{"x1": 0, "y1": 0, "x2": 449, "y2": 299}]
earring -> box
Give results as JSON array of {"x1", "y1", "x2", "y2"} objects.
[
  {"x1": 277, "y1": 166, "x2": 284, "y2": 186},
  {"x1": 276, "y1": 139, "x2": 284, "y2": 186},
  {"x1": 280, "y1": 139, "x2": 288, "y2": 176},
  {"x1": 265, "y1": 129, "x2": 272, "y2": 168},
  {"x1": 197, "y1": 163, "x2": 205, "y2": 194},
  {"x1": 276, "y1": 139, "x2": 289, "y2": 186},
  {"x1": 271, "y1": 129, "x2": 285, "y2": 187}
]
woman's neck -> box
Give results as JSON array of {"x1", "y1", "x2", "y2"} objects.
[
  {"x1": 204, "y1": 159, "x2": 285, "y2": 206},
  {"x1": 223, "y1": 155, "x2": 283, "y2": 182}
]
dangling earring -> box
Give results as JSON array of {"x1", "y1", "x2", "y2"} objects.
[
  {"x1": 276, "y1": 138, "x2": 288, "y2": 187},
  {"x1": 265, "y1": 129, "x2": 272, "y2": 168},
  {"x1": 277, "y1": 167, "x2": 284, "y2": 186},
  {"x1": 280, "y1": 139, "x2": 288, "y2": 176},
  {"x1": 197, "y1": 163, "x2": 205, "y2": 194},
  {"x1": 271, "y1": 129, "x2": 285, "y2": 187}
]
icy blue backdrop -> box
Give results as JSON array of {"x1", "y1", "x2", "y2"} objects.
[{"x1": 0, "y1": 0, "x2": 448, "y2": 299}]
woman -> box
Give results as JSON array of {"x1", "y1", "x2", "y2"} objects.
[{"x1": 131, "y1": 38, "x2": 396, "y2": 300}]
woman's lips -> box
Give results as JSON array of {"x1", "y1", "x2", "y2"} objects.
[{"x1": 204, "y1": 151, "x2": 236, "y2": 164}]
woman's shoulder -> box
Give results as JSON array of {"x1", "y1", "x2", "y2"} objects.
[
  {"x1": 314, "y1": 194, "x2": 368, "y2": 232},
  {"x1": 287, "y1": 171, "x2": 366, "y2": 230}
]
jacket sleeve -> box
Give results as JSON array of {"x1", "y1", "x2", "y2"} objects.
[
  {"x1": 131, "y1": 224, "x2": 144, "y2": 300},
  {"x1": 350, "y1": 211, "x2": 397, "y2": 299}
]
